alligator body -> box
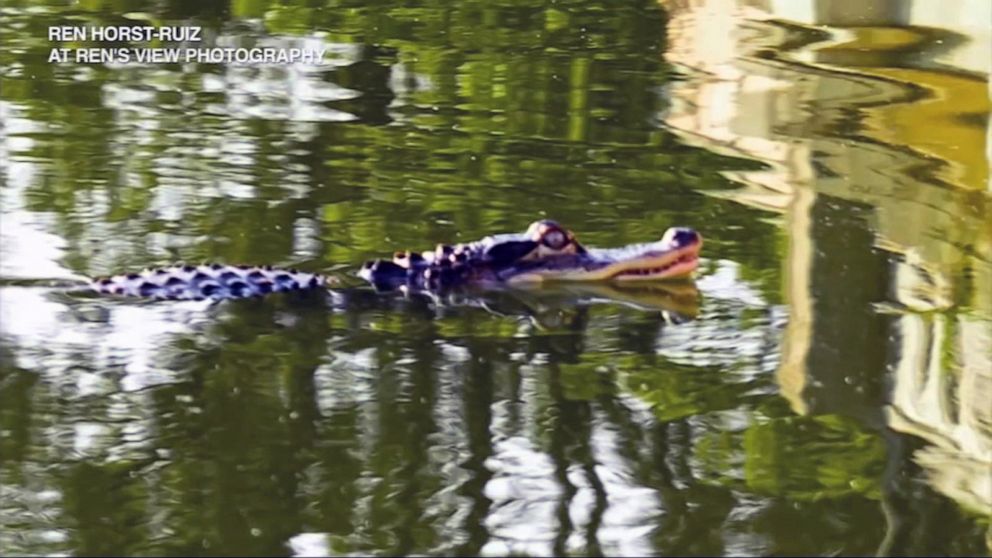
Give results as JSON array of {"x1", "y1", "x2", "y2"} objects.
[{"x1": 88, "y1": 220, "x2": 702, "y2": 301}]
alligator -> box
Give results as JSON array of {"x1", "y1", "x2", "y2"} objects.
[{"x1": 87, "y1": 220, "x2": 702, "y2": 301}]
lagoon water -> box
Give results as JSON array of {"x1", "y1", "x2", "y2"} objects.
[{"x1": 1, "y1": 0, "x2": 989, "y2": 555}]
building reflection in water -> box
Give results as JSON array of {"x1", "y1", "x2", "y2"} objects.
[{"x1": 660, "y1": 0, "x2": 991, "y2": 546}]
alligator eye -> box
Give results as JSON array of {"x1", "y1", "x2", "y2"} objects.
[
  {"x1": 525, "y1": 220, "x2": 571, "y2": 250},
  {"x1": 541, "y1": 229, "x2": 568, "y2": 250}
]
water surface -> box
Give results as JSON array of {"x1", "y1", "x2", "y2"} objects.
[{"x1": 1, "y1": 0, "x2": 989, "y2": 556}]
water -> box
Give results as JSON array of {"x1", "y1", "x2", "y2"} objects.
[{"x1": 1, "y1": 0, "x2": 989, "y2": 556}]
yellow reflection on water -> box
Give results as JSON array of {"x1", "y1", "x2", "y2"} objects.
[{"x1": 659, "y1": 0, "x2": 992, "y2": 542}]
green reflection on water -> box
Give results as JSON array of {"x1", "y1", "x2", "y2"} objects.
[{"x1": 1, "y1": 0, "x2": 989, "y2": 556}]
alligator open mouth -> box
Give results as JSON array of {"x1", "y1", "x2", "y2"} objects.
[{"x1": 502, "y1": 227, "x2": 703, "y2": 283}]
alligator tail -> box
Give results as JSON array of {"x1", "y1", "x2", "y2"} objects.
[{"x1": 89, "y1": 263, "x2": 327, "y2": 300}]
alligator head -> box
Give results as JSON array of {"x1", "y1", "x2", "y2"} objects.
[{"x1": 359, "y1": 220, "x2": 702, "y2": 291}]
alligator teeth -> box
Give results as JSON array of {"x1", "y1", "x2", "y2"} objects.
[{"x1": 614, "y1": 254, "x2": 698, "y2": 278}]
